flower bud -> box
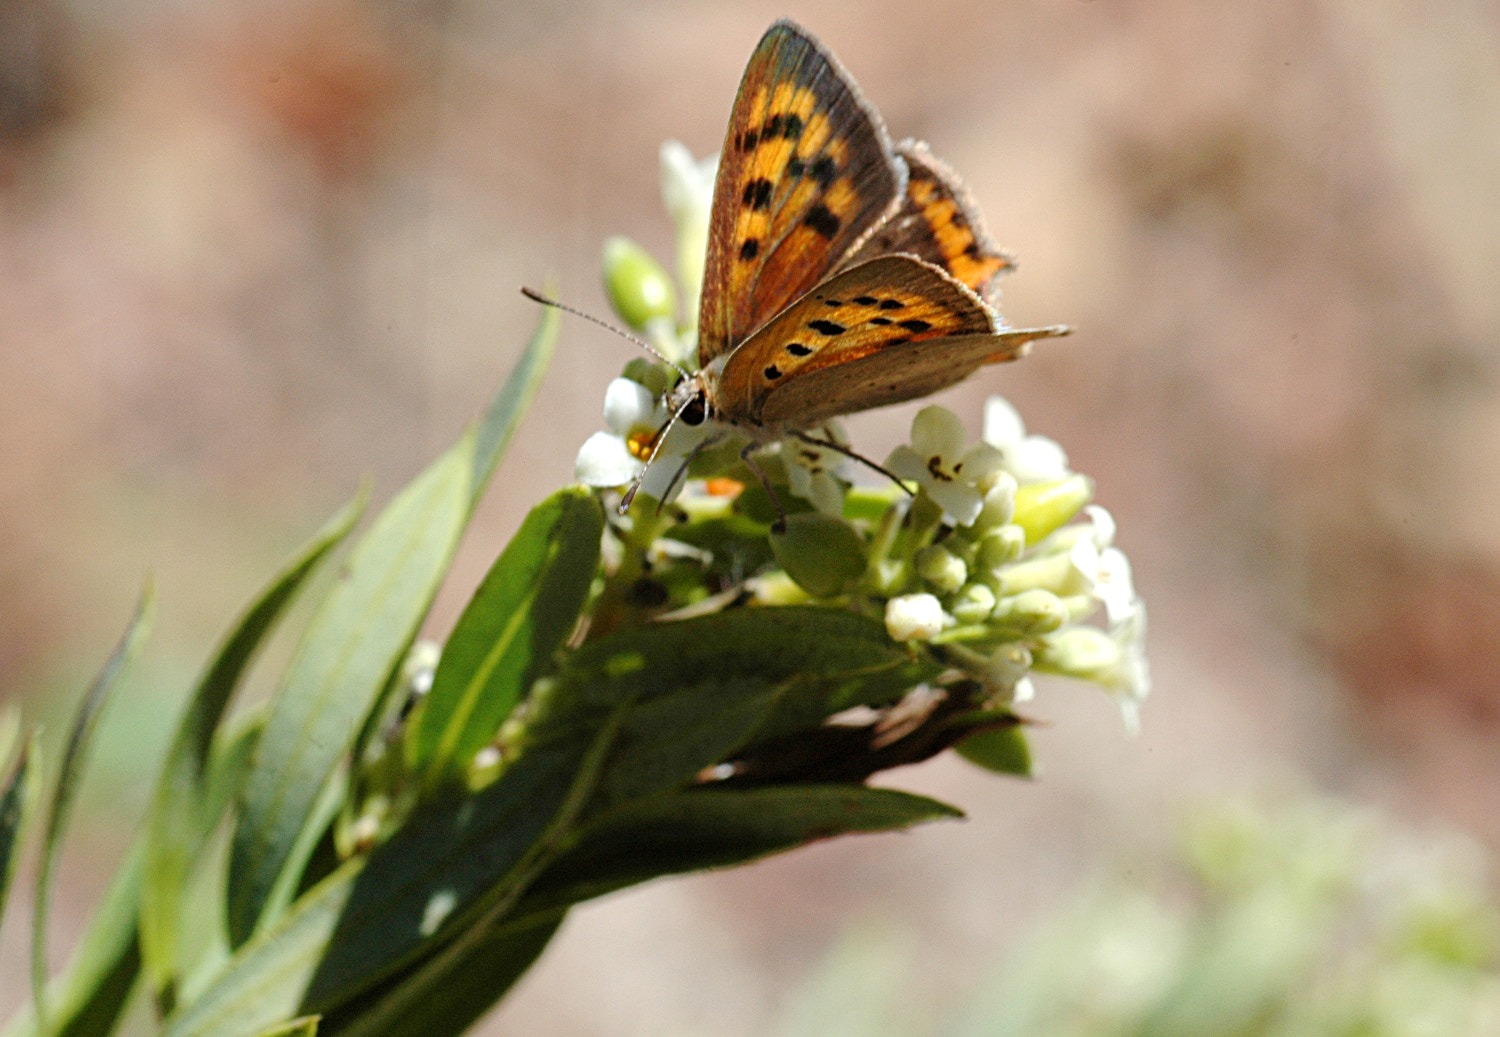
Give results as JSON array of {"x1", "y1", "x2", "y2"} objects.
[
  {"x1": 974, "y1": 472, "x2": 1017, "y2": 530},
  {"x1": 915, "y1": 544, "x2": 968, "y2": 593},
  {"x1": 621, "y1": 357, "x2": 674, "y2": 398},
  {"x1": 602, "y1": 236, "x2": 676, "y2": 331},
  {"x1": 1012, "y1": 474, "x2": 1093, "y2": 545},
  {"x1": 1032, "y1": 626, "x2": 1120, "y2": 679},
  {"x1": 885, "y1": 593, "x2": 949, "y2": 642},
  {"x1": 990, "y1": 589, "x2": 1067, "y2": 636},
  {"x1": 949, "y1": 582, "x2": 997, "y2": 625},
  {"x1": 977, "y1": 524, "x2": 1026, "y2": 570}
]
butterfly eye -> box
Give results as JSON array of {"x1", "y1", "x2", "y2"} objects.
[{"x1": 680, "y1": 395, "x2": 708, "y2": 426}]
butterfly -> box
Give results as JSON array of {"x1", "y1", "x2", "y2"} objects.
[{"x1": 660, "y1": 19, "x2": 1069, "y2": 453}]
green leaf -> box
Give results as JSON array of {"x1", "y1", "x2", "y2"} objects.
[
  {"x1": 228, "y1": 311, "x2": 558, "y2": 947},
  {"x1": 318, "y1": 911, "x2": 564, "y2": 1037},
  {"x1": 955, "y1": 722, "x2": 1032, "y2": 778},
  {"x1": 407, "y1": 486, "x2": 602, "y2": 786},
  {"x1": 769, "y1": 513, "x2": 867, "y2": 598},
  {"x1": 249, "y1": 1017, "x2": 319, "y2": 1037},
  {"x1": 558, "y1": 607, "x2": 932, "y2": 724},
  {"x1": 469, "y1": 304, "x2": 558, "y2": 504},
  {"x1": 299, "y1": 735, "x2": 595, "y2": 1012},
  {"x1": 0, "y1": 727, "x2": 36, "y2": 938},
  {"x1": 143, "y1": 491, "x2": 365, "y2": 1005},
  {"x1": 31, "y1": 585, "x2": 154, "y2": 1029},
  {"x1": 227, "y1": 438, "x2": 472, "y2": 947},
  {"x1": 524, "y1": 785, "x2": 963, "y2": 912},
  {"x1": 161, "y1": 861, "x2": 361, "y2": 1037}
]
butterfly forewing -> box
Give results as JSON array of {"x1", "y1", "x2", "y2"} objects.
[
  {"x1": 698, "y1": 20, "x2": 905, "y2": 367},
  {"x1": 845, "y1": 140, "x2": 1014, "y2": 301},
  {"x1": 714, "y1": 254, "x2": 999, "y2": 425}
]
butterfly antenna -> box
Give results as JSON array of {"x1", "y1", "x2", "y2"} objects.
[
  {"x1": 790, "y1": 430, "x2": 916, "y2": 498},
  {"x1": 520, "y1": 286, "x2": 691, "y2": 379},
  {"x1": 619, "y1": 392, "x2": 704, "y2": 513}
]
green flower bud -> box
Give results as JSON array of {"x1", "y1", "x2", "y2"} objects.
[
  {"x1": 974, "y1": 472, "x2": 1018, "y2": 530},
  {"x1": 916, "y1": 544, "x2": 968, "y2": 593},
  {"x1": 602, "y1": 236, "x2": 676, "y2": 331},
  {"x1": 621, "y1": 356, "x2": 674, "y2": 398},
  {"x1": 978, "y1": 524, "x2": 1026, "y2": 571},
  {"x1": 949, "y1": 582, "x2": 997, "y2": 624},
  {"x1": 990, "y1": 588, "x2": 1067, "y2": 636},
  {"x1": 956, "y1": 723, "x2": 1032, "y2": 777},
  {"x1": 1013, "y1": 474, "x2": 1093, "y2": 545},
  {"x1": 993, "y1": 550, "x2": 1075, "y2": 597},
  {"x1": 770, "y1": 512, "x2": 867, "y2": 598},
  {"x1": 1032, "y1": 626, "x2": 1120, "y2": 680}
]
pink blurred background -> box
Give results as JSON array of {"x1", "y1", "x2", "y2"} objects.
[{"x1": 3, "y1": 0, "x2": 1498, "y2": 1031}]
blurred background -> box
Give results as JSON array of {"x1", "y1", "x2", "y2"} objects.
[{"x1": 2, "y1": 0, "x2": 1499, "y2": 1031}]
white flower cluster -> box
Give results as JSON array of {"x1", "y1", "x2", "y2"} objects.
[{"x1": 881, "y1": 401, "x2": 1149, "y2": 731}]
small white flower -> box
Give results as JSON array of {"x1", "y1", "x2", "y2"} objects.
[
  {"x1": 781, "y1": 424, "x2": 849, "y2": 517},
  {"x1": 575, "y1": 375, "x2": 717, "y2": 503},
  {"x1": 885, "y1": 593, "x2": 950, "y2": 642},
  {"x1": 660, "y1": 141, "x2": 718, "y2": 326},
  {"x1": 886, "y1": 406, "x2": 1005, "y2": 526},
  {"x1": 983, "y1": 395, "x2": 1070, "y2": 483},
  {"x1": 1100, "y1": 605, "x2": 1150, "y2": 734}
]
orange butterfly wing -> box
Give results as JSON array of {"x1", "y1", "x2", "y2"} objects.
[
  {"x1": 845, "y1": 140, "x2": 1015, "y2": 302},
  {"x1": 698, "y1": 20, "x2": 906, "y2": 368},
  {"x1": 712, "y1": 254, "x2": 1068, "y2": 428}
]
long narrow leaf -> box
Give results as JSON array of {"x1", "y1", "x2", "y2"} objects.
[
  {"x1": 227, "y1": 311, "x2": 558, "y2": 947},
  {"x1": 143, "y1": 491, "x2": 366, "y2": 1005},
  {"x1": 1, "y1": 713, "x2": 268, "y2": 1037},
  {"x1": 0, "y1": 727, "x2": 38, "y2": 940},
  {"x1": 407, "y1": 486, "x2": 602, "y2": 785},
  {"x1": 469, "y1": 302, "x2": 558, "y2": 503},
  {"x1": 523, "y1": 785, "x2": 963, "y2": 912},
  {"x1": 322, "y1": 911, "x2": 564, "y2": 1037},
  {"x1": 31, "y1": 585, "x2": 154, "y2": 1028}
]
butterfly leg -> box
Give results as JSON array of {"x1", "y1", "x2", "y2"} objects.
[
  {"x1": 739, "y1": 441, "x2": 789, "y2": 535},
  {"x1": 789, "y1": 429, "x2": 915, "y2": 498},
  {"x1": 651, "y1": 431, "x2": 728, "y2": 515}
]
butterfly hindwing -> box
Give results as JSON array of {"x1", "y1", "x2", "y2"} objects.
[
  {"x1": 845, "y1": 140, "x2": 1014, "y2": 301},
  {"x1": 714, "y1": 254, "x2": 1014, "y2": 426},
  {"x1": 698, "y1": 20, "x2": 906, "y2": 367}
]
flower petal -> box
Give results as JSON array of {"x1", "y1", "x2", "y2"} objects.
[
  {"x1": 983, "y1": 395, "x2": 1025, "y2": 449},
  {"x1": 910, "y1": 405, "x2": 967, "y2": 460},
  {"x1": 576, "y1": 431, "x2": 642, "y2": 487},
  {"x1": 603, "y1": 377, "x2": 659, "y2": 434}
]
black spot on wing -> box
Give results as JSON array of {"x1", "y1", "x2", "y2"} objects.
[
  {"x1": 786, "y1": 156, "x2": 805, "y2": 178},
  {"x1": 737, "y1": 130, "x2": 759, "y2": 152},
  {"x1": 878, "y1": 299, "x2": 905, "y2": 310},
  {"x1": 739, "y1": 238, "x2": 760, "y2": 261},
  {"x1": 764, "y1": 364, "x2": 784, "y2": 380},
  {"x1": 898, "y1": 319, "x2": 932, "y2": 333},
  {"x1": 869, "y1": 317, "x2": 892, "y2": 326},
  {"x1": 852, "y1": 296, "x2": 878, "y2": 306},
  {"x1": 742, "y1": 179, "x2": 773, "y2": 210},
  {"x1": 809, "y1": 155, "x2": 837, "y2": 187},
  {"x1": 807, "y1": 320, "x2": 846, "y2": 336},
  {"x1": 786, "y1": 342, "x2": 813, "y2": 356},
  {"x1": 803, "y1": 203, "x2": 841, "y2": 239}
]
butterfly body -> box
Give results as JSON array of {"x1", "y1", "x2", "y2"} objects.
[{"x1": 666, "y1": 19, "x2": 1068, "y2": 452}]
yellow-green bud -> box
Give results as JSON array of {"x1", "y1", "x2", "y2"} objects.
[
  {"x1": 602, "y1": 236, "x2": 676, "y2": 331},
  {"x1": 1013, "y1": 475, "x2": 1093, "y2": 545},
  {"x1": 621, "y1": 357, "x2": 674, "y2": 398},
  {"x1": 978, "y1": 524, "x2": 1026, "y2": 570},
  {"x1": 975, "y1": 472, "x2": 1018, "y2": 530},
  {"x1": 990, "y1": 589, "x2": 1067, "y2": 636},
  {"x1": 993, "y1": 550, "x2": 1075, "y2": 597},
  {"x1": 916, "y1": 544, "x2": 968, "y2": 593},
  {"x1": 1032, "y1": 626, "x2": 1120, "y2": 680},
  {"x1": 949, "y1": 582, "x2": 997, "y2": 624}
]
